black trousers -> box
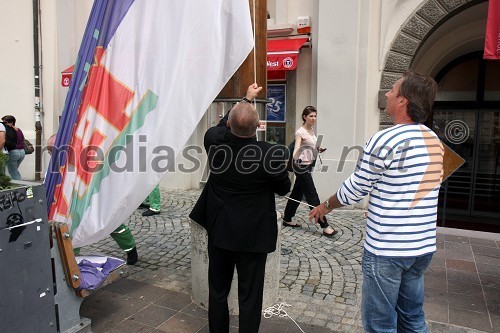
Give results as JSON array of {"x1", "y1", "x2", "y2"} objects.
[
  {"x1": 208, "y1": 245, "x2": 267, "y2": 333},
  {"x1": 284, "y1": 164, "x2": 329, "y2": 228}
]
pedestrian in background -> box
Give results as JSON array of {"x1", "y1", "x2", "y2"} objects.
[
  {"x1": 141, "y1": 185, "x2": 161, "y2": 216},
  {"x1": 283, "y1": 106, "x2": 337, "y2": 237},
  {"x1": 2, "y1": 115, "x2": 25, "y2": 180},
  {"x1": 310, "y1": 71, "x2": 443, "y2": 333}
]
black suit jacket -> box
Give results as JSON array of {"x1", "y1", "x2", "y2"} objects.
[{"x1": 190, "y1": 115, "x2": 290, "y2": 253}]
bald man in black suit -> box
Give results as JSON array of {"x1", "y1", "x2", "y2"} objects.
[{"x1": 190, "y1": 83, "x2": 291, "y2": 333}]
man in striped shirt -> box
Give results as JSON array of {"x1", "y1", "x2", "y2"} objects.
[{"x1": 310, "y1": 71, "x2": 443, "y2": 333}]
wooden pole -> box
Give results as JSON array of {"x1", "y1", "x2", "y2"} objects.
[{"x1": 216, "y1": 0, "x2": 267, "y2": 101}]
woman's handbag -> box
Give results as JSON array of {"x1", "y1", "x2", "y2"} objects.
[{"x1": 23, "y1": 139, "x2": 34, "y2": 154}]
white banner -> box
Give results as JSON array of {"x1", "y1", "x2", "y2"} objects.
[{"x1": 50, "y1": 0, "x2": 253, "y2": 247}]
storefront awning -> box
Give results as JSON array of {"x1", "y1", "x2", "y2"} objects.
[
  {"x1": 61, "y1": 65, "x2": 75, "y2": 87},
  {"x1": 267, "y1": 37, "x2": 308, "y2": 71}
]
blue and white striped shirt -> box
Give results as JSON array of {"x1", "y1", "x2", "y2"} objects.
[{"x1": 337, "y1": 124, "x2": 444, "y2": 257}]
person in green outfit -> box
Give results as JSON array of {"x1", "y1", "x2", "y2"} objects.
[
  {"x1": 47, "y1": 134, "x2": 138, "y2": 265},
  {"x1": 110, "y1": 224, "x2": 138, "y2": 265},
  {"x1": 141, "y1": 185, "x2": 161, "y2": 216}
]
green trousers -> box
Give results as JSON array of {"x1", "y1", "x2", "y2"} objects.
[
  {"x1": 74, "y1": 223, "x2": 135, "y2": 255},
  {"x1": 143, "y1": 185, "x2": 160, "y2": 211},
  {"x1": 110, "y1": 224, "x2": 136, "y2": 253}
]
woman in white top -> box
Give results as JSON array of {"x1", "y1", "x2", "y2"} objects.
[{"x1": 283, "y1": 106, "x2": 337, "y2": 237}]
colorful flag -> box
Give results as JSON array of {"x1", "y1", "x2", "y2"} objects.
[
  {"x1": 45, "y1": 0, "x2": 253, "y2": 247},
  {"x1": 484, "y1": 0, "x2": 500, "y2": 60}
]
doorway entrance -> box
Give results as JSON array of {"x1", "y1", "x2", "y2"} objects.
[{"x1": 429, "y1": 52, "x2": 500, "y2": 231}]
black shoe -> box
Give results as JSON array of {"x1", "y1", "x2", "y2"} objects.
[
  {"x1": 323, "y1": 229, "x2": 338, "y2": 237},
  {"x1": 142, "y1": 209, "x2": 160, "y2": 216},
  {"x1": 126, "y1": 247, "x2": 138, "y2": 265},
  {"x1": 282, "y1": 220, "x2": 301, "y2": 228}
]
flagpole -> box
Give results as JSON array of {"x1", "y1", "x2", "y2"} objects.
[{"x1": 252, "y1": 0, "x2": 267, "y2": 142}]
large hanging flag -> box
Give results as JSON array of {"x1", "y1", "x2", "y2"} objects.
[
  {"x1": 45, "y1": 0, "x2": 253, "y2": 247},
  {"x1": 484, "y1": 0, "x2": 500, "y2": 60}
]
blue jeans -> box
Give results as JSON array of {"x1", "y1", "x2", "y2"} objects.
[
  {"x1": 7, "y1": 149, "x2": 25, "y2": 180},
  {"x1": 361, "y1": 249, "x2": 433, "y2": 333}
]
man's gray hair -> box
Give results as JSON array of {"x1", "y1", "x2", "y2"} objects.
[
  {"x1": 399, "y1": 70, "x2": 438, "y2": 123},
  {"x1": 228, "y1": 102, "x2": 259, "y2": 137}
]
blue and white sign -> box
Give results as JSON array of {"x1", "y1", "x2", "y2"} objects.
[{"x1": 266, "y1": 84, "x2": 286, "y2": 122}]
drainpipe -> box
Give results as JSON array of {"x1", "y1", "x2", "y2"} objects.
[{"x1": 33, "y1": 0, "x2": 43, "y2": 181}]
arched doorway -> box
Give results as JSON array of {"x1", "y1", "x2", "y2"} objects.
[
  {"x1": 428, "y1": 52, "x2": 500, "y2": 231},
  {"x1": 378, "y1": 0, "x2": 499, "y2": 231}
]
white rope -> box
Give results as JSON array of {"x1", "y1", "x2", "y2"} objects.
[
  {"x1": 252, "y1": 0, "x2": 257, "y2": 85},
  {"x1": 7, "y1": 218, "x2": 43, "y2": 230},
  {"x1": 315, "y1": 158, "x2": 358, "y2": 162},
  {"x1": 284, "y1": 195, "x2": 315, "y2": 208},
  {"x1": 262, "y1": 301, "x2": 306, "y2": 333}
]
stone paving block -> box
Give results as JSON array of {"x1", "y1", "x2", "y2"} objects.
[
  {"x1": 82, "y1": 289, "x2": 151, "y2": 319},
  {"x1": 80, "y1": 311, "x2": 124, "y2": 333},
  {"x1": 313, "y1": 293, "x2": 326, "y2": 300},
  {"x1": 472, "y1": 245, "x2": 500, "y2": 258},
  {"x1": 491, "y1": 315, "x2": 500, "y2": 333},
  {"x1": 154, "y1": 290, "x2": 193, "y2": 311},
  {"x1": 445, "y1": 259, "x2": 476, "y2": 272},
  {"x1": 425, "y1": 283, "x2": 448, "y2": 302},
  {"x1": 130, "y1": 304, "x2": 177, "y2": 327},
  {"x1": 301, "y1": 291, "x2": 313, "y2": 297},
  {"x1": 303, "y1": 285, "x2": 315, "y2": 291},
  {"x1": 447, "y1": 280, "x2": 483, "y2": 297},
  {"x1": 448, "y1": 292, "x2": 488, "y2": 313},
  {"x1": 475, "y1": 254, "x2": 500, "y2": 266},
  {"x1": 469, "y1": 238, "x2": 498, "y2": 248},
  {"x1": 312, "y1": 318, "x2": 327, "y2": 326},
  {"x1": 342, "y1": 317, "x2": 356, "y2": 325},
  {"x1": 345, "y1": 310, "x2": 360, "y2": 319},
  {"x1": 449, "y1": 307, "x2": 493, "y2": 332},
  {"x1": 446, "y1": 268, "x2": 480, "y2": 284},
  {"x1": 444, "y1": 234, "x2": 470, "y2": 244},
  {"x1": 103, "y1": 278, "x2": 169, "y2": 302},
  {"x1": 297, "y1": 315, "x2": 314, "y2": 324},
  {"x1": 107, "y1": 319, "x2": 158, "y2": 333},
  {"x1": 316, "y1": 313, "x2": 328, "y2": 320},
  {"x1": 157, "y1": 312, "x2": 207, "y2": 333},
  {"x1": 445, "y1": 248, "x2": 474, "y2": 261},
  {"x1": 345, "y1": 298, "x2": 358, "y2": 306},
  {"x1": 484, "y1": 298, "x2": 500, "y2": 317},
  {"x1": 181, "y1": 303, "x2": 208, "y2": 319}
]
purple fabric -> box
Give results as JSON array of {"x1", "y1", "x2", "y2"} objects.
[
  {"x1": 77, "y1": 257, "x2": 124, "y2": 290},
  {"x1": 15, "y1": 128, "x2": 24, "y2": 149}
]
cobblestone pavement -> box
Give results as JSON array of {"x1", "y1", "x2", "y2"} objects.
[{"x1": 82, "y1": 188, "x2": 490, "y2": 333}]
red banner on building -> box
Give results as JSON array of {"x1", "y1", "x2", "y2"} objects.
[
  {"x1": 484, "y1": 0, "x2": 500, "y2": 60},
  {"x1": 267, "y1": 54, "x2": 298, "y2": 71},
  {"x1": 267, "y1": 38, "x2": 308, "y2": 71},
  {"x1": 61, "y1": 65, "x2": 74, "y2": 87}
]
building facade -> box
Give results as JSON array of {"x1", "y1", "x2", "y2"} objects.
[{"x1": 1, "y1": 0, "x2": 498, "y2": 230}]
